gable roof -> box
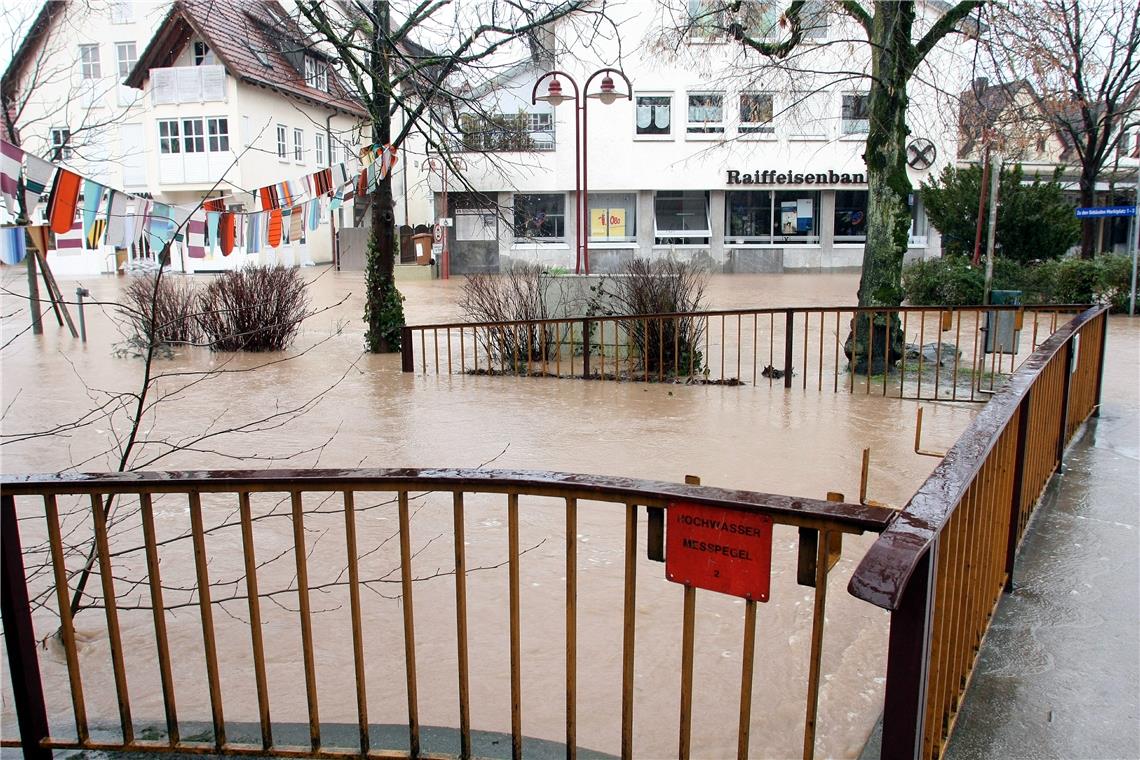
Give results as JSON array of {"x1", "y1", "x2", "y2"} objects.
[
  {"x1": 125, "y1": 0, "x2": 367, "y2": 118},
  {"x1": 1, "y1": 1, "x2": 65, "y2": 105}
]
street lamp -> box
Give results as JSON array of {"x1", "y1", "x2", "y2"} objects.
[{"x1": 533, "y1": 68, "x2": 631, "y2": 275}]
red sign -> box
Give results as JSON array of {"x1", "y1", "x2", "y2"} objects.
[{"x1": 665, "y1": 502, "x2": 774, "y2": 601}]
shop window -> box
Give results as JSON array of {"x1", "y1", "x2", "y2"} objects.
[
  {"x1": 514, "y1": 194, "x2": 566, "y2": 241},
  {"x1": 588, "y1": 193, "x2": 637, "y2": 241},
  {"x1": 834, "y1": 190, "x2": 868, "y2": 242},
  {"x1": 687, "y1": 92, "x2": 724, "y2": 134},
  {"x1": 636, "y1": 95, "x2": 672, "y2": 136},
  {"x1": 909, "y1": 193, "x2": 928, "y2": 245},
  {"x1": 739, "y1": 92, "x2": 774, "y2": 135},
  {"x1": 842, "y1": 93, "x2": 870, "y2": 135},
  {"x1": 655, "y1": 190, "x2": 710, "y2": 245},
  {"x1": 773, "y1": 190, "x2": 820, "y2": 244},
  {"x1": 726, "y1": 191, "x2": 772, "y2": 243}
]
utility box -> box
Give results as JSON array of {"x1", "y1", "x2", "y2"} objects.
[
  {"x1": 412, "y1": 233, "x2": 433, "y2": 265},
  {"x1": 985, "y1": 289, "x2": 1022, "y2": 354}
]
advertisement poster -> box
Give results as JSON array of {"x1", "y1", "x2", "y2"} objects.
[
  {"x1": 781, "y1": 201, "x2": 797, "y2": 234},
  {"x1": 797, "y1": 199, "x2": 813, "y2": 232},
  {"x1": 592, "y1": 208, "x2": 626, "y2": 237}
]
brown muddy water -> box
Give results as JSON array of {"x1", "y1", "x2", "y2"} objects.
[{"x1": 1, "y1": 267, "x2": 1132, "y2": 758}]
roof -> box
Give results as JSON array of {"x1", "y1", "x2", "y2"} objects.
[
  {"x1": 1, "y1": 1, "x2": 65, "y2": 103},
  {"x1": 125, "y1": 0, "x2": 368, "y2": 118}
]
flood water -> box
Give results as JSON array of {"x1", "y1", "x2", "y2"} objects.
[{"x1": 1, "y1": 266, "x2": 1133, "y2": 758}]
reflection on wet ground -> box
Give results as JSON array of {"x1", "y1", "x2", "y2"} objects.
[{"x1": 1, "y1": 266, "x2": 1132, "y2": 758}]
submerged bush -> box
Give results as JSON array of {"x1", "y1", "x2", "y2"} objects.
[
  {"x1": 118, "y1": 273, "x2": 203, "y2": 346},
  {"x1": 197, "y1": 266, "x2": 310, "y2": 351},
  {"x1": 901, "y1": 255, "x2": 984, "y2": 306},
  {"x1": 460, "y1": 262, "x2": 559, "y2": 366}
]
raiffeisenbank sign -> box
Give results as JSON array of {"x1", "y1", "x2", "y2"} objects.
[{"x1": 726, "y1": 169, "x2": 867, "y2": 185}]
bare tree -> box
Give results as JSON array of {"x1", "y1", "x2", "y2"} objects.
[
  {"x1": 979, "y1": 0, "x2": 1140, "y2": 258},
  {"x1": 293, "y1": 0, "x2": 620, "y2": 353}
]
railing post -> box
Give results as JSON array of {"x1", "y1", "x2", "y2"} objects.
[
  {"x1": 0, "y1": 494, "x2": 51, "y2": 760},
  {"x1": 401, "y1": 326, "x2": 414, "y2": 373},
  {"x1": 1055, "y1": 338, "x2": 1074, "y2": 472},
  {"x1": 1005, "y1": 391, "x2": 1032, "y2": 591},
  {"x1": 784, "y1": 309, "x2": 794, "y2": 389},
  {"x1": 582, "y1": 318, "x2": 591, "y2": 379},
  {"x1": 879, "y1": 543, "x2": 936, "y2": 760},
  {"x1": 1093, "y1": 311, "x2": 1108, "y2": 418}
]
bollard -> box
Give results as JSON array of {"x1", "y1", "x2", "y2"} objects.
[{"x1": 75, "y1": 287, "x2": 90, "y2": 342}]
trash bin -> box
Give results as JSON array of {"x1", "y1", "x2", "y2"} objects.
[
  {"x1": 984, "y1": 289, "x2": 1022, "y2": 354},
  {"x1": 412, "y1": 233, "x2": 433, "y2": 265}
]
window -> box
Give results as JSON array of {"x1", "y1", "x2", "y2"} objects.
[
  {"x1": 457, "y1": 112, "x2": 552, "y2": 152},
  {"x1": 207, "y1": 118, "x2": 229, "y2": 152},
  {"x1": 115, "y1": 42, "x2": 137, "y2": 79},
  {"x1": 247, "y1": 42, "x2": 272, "y2": 67},
  {"x1": 110, "y1": 1, "x2": 133, "y2": 24},
  {"x1": 527, "y1": 112, "x2": 555, "y2": 150},
  {"x1": 801, "y1": 1, "x2": 829, "y2": 39},
  {"x1": 158, "y1": 120, "x2": 180, "y2": 154},
  {"x1": 842, "y1": 93, "x2": 870, "y2": 135},
  {"x1": 329, "y1": 139, "x2": 340, "y2": 164},
  {"x1": 304, "y1": 56, "x2": 328, "y2": 92},
  {"x1": 788, "y1": 91, "x2": 827, "y2": 139},
  {"x1": 834, "y1": 190, "x2": 868, "y2": 242},
  {"x1": 79, "y1": 44, "x2": 101, "y2": 79},
  {"x1": 773, "y1": 190, "x2": 820, "y2": 243},
  {"x1": 182, "y1": 118, "x2": 205, "y2": 153},
  {"x1": 687, "y1": 92, "x2": 724, "y2": 134},
  {"x1": 739, "y1": 92, "x2": 774, "y2": 134},
  {"x1": 687, "y1": 0, "x2": 724, "y2": 40},
  {"x1": 588, "y1": 193, "x2": 637, "y2": 241},
  {"x1": 909, "y1": 193, "x2": 928, "y2": 243},
  {"x1": 193, "y1": 41, "x2": 214, "y2": 66},
  {"x1": 736, "y1": 1, "x2": 783, "y2": 40},
  {"x1": 725, "y1": 191, "x2": 772, "y2": 242},
  {"x1": 315, "y1": 133, "x2": 326, "y2": 166},
  {"x1": 513, "y1": 194, "x2": 565, "y2": 241},
  {"x1": 51, "y1": 128, "x2": 72, "y2": 160},
  {"x1": 276, "y1": 124, "x2": 287, "y2": 159},
  {"x1": 654, "y1": 190, "x2": 710, "y2": 245},
  {"x1": 293, "y1": 128, "x2": 304, "y2": 162},
  {"x1": 635, "y1": 95, "x2": 671, "y2": 136}
]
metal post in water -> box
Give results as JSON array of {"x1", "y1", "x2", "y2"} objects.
[{"x1": 75, "y1": 287, "x2": 89, "y2": 342}]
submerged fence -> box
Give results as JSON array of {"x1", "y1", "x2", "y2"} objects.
[
  {"x1": 401, "y1": 305, "x2": 1085, "y2": 403},
  {"x1": 1, "y1": 306, "x2": 1108, "y2": 760}
]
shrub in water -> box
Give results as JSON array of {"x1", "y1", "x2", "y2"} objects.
[
  {"x1": 901, "y1": 255, "x2": 983, "y2": 306},
  {"x1": 118, "y1": 273, "x2": 202, "y2": 346},
  {"x1": 197, "y1": 266, "x2": 311, "y2": 351}
]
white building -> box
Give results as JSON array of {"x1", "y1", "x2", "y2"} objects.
[
  {"x1": 1, "y1": 0, "x2": 429, "y2": 276},
  {"x1": 433, "y1": 1, "x2": 976, "y2": 274}
]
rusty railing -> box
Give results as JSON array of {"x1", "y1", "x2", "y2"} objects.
[
  {"x1": 400, "y1": 305, "x2": 1085, "y2": 402},
  {"x1": 849, "y1": 305, "x2": 1108, "y2": 759},
  {"x1": 1, "y1": 470, "x2": 892, "y2": 760},
  {"x1": 1, "y1": 306, "x2": 1109, "y2": 760}
]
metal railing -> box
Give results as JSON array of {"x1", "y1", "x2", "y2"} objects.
[
  {"x1": 1, "y1": 306, "x2": 1109, "y2": 760},
  {"x1": 1, "y1": 470, "x2": 892, "y2": 760},
  {"x1": 849, "y1": 305, "x2": 1108, "y2": 759},
  {"x1": 400, "y1": 305, "x2": 1086, "y2": 402}
]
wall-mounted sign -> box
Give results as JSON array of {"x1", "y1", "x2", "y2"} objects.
[
  {"x1": 906, "y1": 138, "x2": 936, "y2": 170},
  {"x1": 1075, "y1": 206, "x2": 1136, "y2": 218},
  {"x1": 665, "y1": 502, "x2": 774, "y2": 601},
  {"x1": 727, "y1": 169, "x2": 867, "y2": 186}
]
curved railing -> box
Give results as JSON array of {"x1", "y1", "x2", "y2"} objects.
[{"x1": 848, "y1": 305, "x2": 1107, "y2": 759}]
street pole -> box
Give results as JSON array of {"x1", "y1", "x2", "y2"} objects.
[
  {"x1": 983, "y1": 154, "x2": 1002, "y2": 305},
  {"x1": 1129, "y1": 161, "x2": 1138, "y2": 316}
]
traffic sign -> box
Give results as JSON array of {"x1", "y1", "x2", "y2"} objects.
[
  {"x1": 432, "y1": 223, "x2": 443, "y2": 243},
  {"x1": 1075, "y1": 206, "x2": 1136, "y2": 218}
]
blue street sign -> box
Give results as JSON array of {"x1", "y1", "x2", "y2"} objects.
[{"x1": 1075, "y1": 206, "x2": 1137, "y2": 218}]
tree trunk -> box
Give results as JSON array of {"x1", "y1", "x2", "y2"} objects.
[
  {"x1": 1078, "y1": 173, "x2": 1097, "y2": 259},
  {"x1": 844, "y1": 1, "x2": 914, "y2": 373},
  {"x1": 363, "y1": 0, "x2": 405, "y2": 353}
]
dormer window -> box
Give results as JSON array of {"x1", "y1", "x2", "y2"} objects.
[
  {"x1": 305, "y1": 56, "x2": 328, "y2": 92},
  {"x1": 193, "y1": 41, "x2": 215, "y2": 66}
]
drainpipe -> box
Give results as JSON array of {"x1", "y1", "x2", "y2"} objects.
[{"x1": 326, "y1": 113, "x2": 338, "y2": 269}]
